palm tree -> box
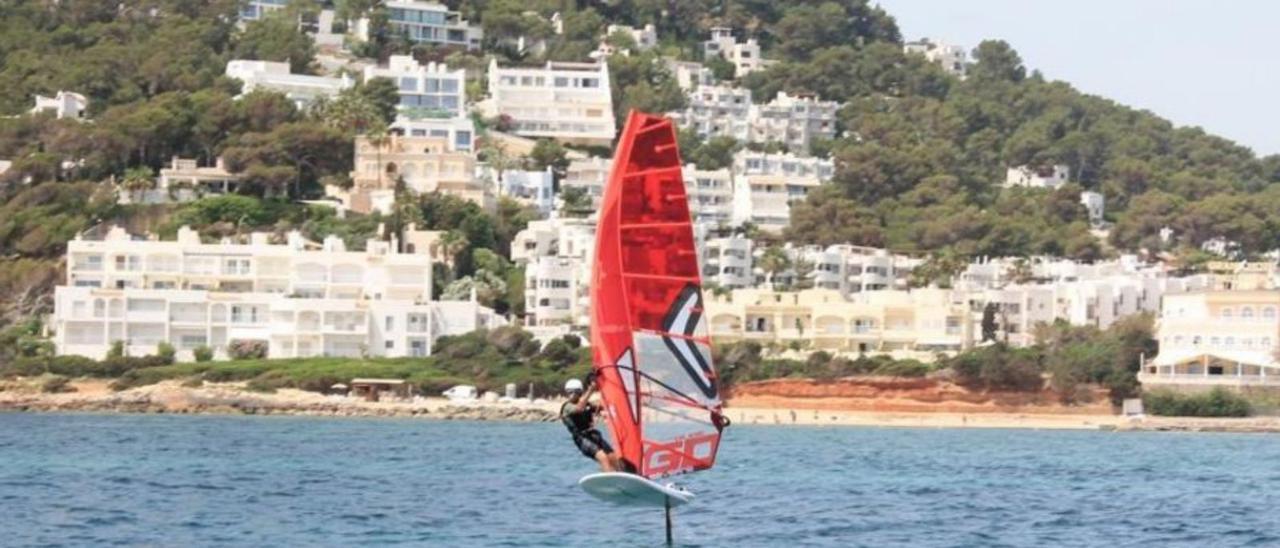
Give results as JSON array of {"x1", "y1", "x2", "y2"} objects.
[
  {"x1": 757, "y1": 245, "x2": 791, "y2": 289},
  {"x1": 437, "y1": 230, "x2": 469, "y2": 280}
]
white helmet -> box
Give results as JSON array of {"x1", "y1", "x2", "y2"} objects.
[{"x1": 564, "y1": 378, "x2": 584, "y2": 393}]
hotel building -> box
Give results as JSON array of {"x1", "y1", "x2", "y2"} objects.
[
  {"x1": 53, "y1": 226, "x2": 503, "y2": 362},
  {"x1": 1142, "y1": 290, "x2": 1280, "y2": 388}
]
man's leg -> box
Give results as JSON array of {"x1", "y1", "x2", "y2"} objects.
[{"x1": 593, "y1": 450, "x2": 616, "y2": 472}]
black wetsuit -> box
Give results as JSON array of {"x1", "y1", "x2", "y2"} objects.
[{"x1": 561, "y1": 400, "x2": 612, "y2": 459}]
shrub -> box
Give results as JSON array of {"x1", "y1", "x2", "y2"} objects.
[
  {"x1": 193, "y1": 345, "x2": 214, "y2": 362},
  {"x1": 874, "y1": 359, "x2": 931, "y2": 378},
  {"x1": 41, "y1": 375, "x2": 72, "y2": 393},
  {"x1": 1143, "y1": 388, "x2": 1251, "y2": 417},
  {"x1": 156, "y1": 342, "x2": 176, "y2": 364},
  {"x1": 228, "y1": 340, "x2": 267, "y2": 360},
  {"x1": 106, "y1": 340, "x2": 125, "y2": 359}
]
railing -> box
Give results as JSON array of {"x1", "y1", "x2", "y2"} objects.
[{"x1": 1138, "y1": 372, "x2": 1280, "y2": 386}]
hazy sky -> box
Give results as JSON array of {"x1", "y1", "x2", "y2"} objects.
[{"x1": 878, "y1": 0, "x2": 1279, "y2": 156}]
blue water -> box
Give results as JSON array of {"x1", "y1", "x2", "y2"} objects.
[{"x1": 2, "y1": 414, "x2": 1279, "y2": 547}]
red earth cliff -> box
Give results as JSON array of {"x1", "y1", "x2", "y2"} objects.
[{"x1": 726, "y1": 377, "x2": 1114, "y2": 415}]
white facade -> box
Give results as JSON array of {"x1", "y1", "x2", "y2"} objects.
[
  {"x1": 703, "y1": 27, "x2": 763, "y2": 76},
  {"x1": 485, "y1": 61, "x2": 616, "y2": 146},
  {"x1": 355, "y1": 1, "x2": 483, "y2": 50},
  {"x1": 31, "y1": 91, "x2": 88, "y2": 120},
  {"x1": 365, "y1": 56, "x2": 466, "y2": 120},
  {"x1": 1005, "y1": 164, "x2": 1070, "y2": 189},
  {"x1": 904, "y1": 39, "x2": 968, "y2": 78},
  {"x1": 730, "y1": 151, "x2": 834, "y2": 232},
  {"x1": 683, "y1": 164, "x2": 734, "y2": 226},
  {"x1": 1080, "y1": 191, "x2": 1105, "y2": 227},
  {"x1": 53, "y1": 226, "x2": 503, "y2": 362},
  {"x1": 606, "y1": 24, "x2": 657, "y2": 50},
  {"x1": 793, "y1": 245, "x2": 921, "y2": 294},
  {"x1": 561, "y1": 156, "x2": 612, "y2": 208},
  {"x1": 700, "y1": 234, "x2": 754, "y2": 289},
  {"x1": 511, "y1": 218, "x2": 596, "y2": 329},
  {"x1": 671, "y1": 84, "x2": 752, "y2": 141},
  {"x1": 393, "y1": 116, "x2": 475, "y2": 152},
  {"x1": 751, "y1": 92, "x2": 838, "y2": 154},
  {"x1": 671, "y1": 88, "x2": 837, "y2": 155},
  {"x1": 1142, "y1": 291, "x2": 1280, "y2": 387},
  {"x1": 225, "y1": 60, "x2": 353, "y2": 109},
  {"x1": 665, "y1": 59, "x2": 715, "y2": 91},
  {"x1": 480, "y1": 166, "x2": 556, "y2": 215}
]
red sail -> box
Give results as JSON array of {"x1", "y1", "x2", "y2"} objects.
[{"x1": 591, "y1": 111, "x2": 725, "y2": 479}]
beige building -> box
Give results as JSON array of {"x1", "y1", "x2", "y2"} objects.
[
  {"x1": 1142, "y1": 290, "x2": 1280, "y2": 388},
  {"x1": 705, "y1": 288, "x2": 972, "y2": 361},
  {"x1": 329, "y1": 134, "x2": 492, "y2": 215}
]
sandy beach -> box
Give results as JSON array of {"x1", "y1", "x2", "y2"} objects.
[{"x1": 3, "y1": 378, "x2": 1280, "y2": 433}]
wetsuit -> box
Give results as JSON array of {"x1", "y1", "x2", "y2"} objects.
[{"x1": 561, "y1": 400, "x2": 613, "y2": 459}]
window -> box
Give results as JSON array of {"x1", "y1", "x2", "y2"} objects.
[
  {"x1": 385, "y1": 340, "x2": 394, "y2": 350},
  {"x1": 385, "y1": 316, "x2": 394, "y2": 331},
  {"x1": 1242, "y1": 307, "x2": 1255, "y2": 319},
  {"x1": 1192, "y1": 336, "x2": 1201, "y2": 346},
  {"x1": 1211, "y1": 337, "x2": 1221, "y2": 346},
  {"x1": 1265, "y1": 307, "x2": 1277, "y2": 319},
  {"x1": 1222, "y1": 307, "x2": 1233, "y2": 319},
  {"x1": 399, "y1": 77, "x2": 418, "y2": 91},
  {"x1": 1226, "y1": 337, "x2": 1235, "y2": 347}
]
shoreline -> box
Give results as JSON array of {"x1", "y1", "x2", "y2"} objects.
[{"x1": 3, "y1": 379, "x2": 1280, "y2": 433}]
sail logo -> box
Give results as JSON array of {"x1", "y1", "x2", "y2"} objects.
[
  {"x1": 660, "y1": 285, "x2": 718, "y2": 400},
  {"x1": 644, "y1": 433, "x2": 720, "y2": 476}
]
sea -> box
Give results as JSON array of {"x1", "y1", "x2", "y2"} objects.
[{"x1": 2, "y1": 413, "x2": 1279, "y2": 547}]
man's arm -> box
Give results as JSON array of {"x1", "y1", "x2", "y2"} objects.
[{"x1": 575, "y1": 381, "x2": 596, "y2": 411}]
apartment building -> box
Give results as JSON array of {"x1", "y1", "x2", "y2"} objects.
[
  {"x1": 700, "y1": 234, "x2": 754, "y2": 289},
  {"x1": 479, "y1": 166, "x2": 555, "y2": 215},
  {"x1": 355, "y1": 1, "x2": 483, "y2": 50},
  {"x1": 750, "y1": 92, "x2": 838, "y2": 153},
  {"x1": 703, "y1": 27, "x2": 764, "y2": 76},
  {"x1": 32, "y1": 91, "x2": 89, "y2": 120},
  {"x1": 705, "y1": 288, "x2": 971, "y2": 361},
  {"x1": 731, "y1": 151, "x2": 833, "y2": 232},
  {"x1": 225, "y1": 60, "x2": 353, "y2": 109},
  {"x1": 365, "y1": 56, "x2": 466, "y2": 119},
  {"x1": 561, "y1": 156, "x2": 612, "y2": 208},
  {"x1": 904, "y1": 39, "x2": 968, "y2": 78},
  {"x1": 393, "y1": 116, "x2": 475, "y2": 153},
  {"x1": 53, "y1": 226, "x2": 503, "y2": 362},
  {"x1": 670, "y1": 84, "x2": 752, "y2": 141},
  {"x1": 683, "y1": 164, "x2": 734, "y2": 226},
  {"x1": 1142, "y1": 290, "x2": 1280, "y2": 388},
  {"x1": 485, "y1": 61, "x2": 616, "y2": 146},
  {"x1": 793, "y1": 245, "x2": 920, "y2": 294},
  {"x1": 511, "y1": 218, "x2": 597, "y2": 330},
  {"x1": 665, "y1": 59, "x2": 715, "y2": 91},
  {"x1": 329, "y1": 134, "x2": 492, "y2": 215}
]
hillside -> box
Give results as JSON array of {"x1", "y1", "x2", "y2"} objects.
[{"x1": 0, "y1": 1, "x2": 1274, "y2": 364}]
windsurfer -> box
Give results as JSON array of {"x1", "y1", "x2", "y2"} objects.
[{"x1": 561, "y1": 375, "x2": 624, "y2": 473}]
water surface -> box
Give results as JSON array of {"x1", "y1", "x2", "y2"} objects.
[{"x1": 2, "y1": 413, "x2": 1278, "y2": 546}]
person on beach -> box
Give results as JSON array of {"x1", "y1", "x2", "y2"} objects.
[{"x1": 560, "y1": 375, "x2": 624, "y2": 473}]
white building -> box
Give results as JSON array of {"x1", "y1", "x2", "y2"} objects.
[
  {"x1": 355, "y1": 1, "x2": 483, "y2": 50},
  {"x1": 671, "y1": 84, "x2": 752, "y2": 141},
  {"x1": 393, "y1": 116, "x2": 475, "y2": 153},
  {"x1": 1080, "y1": 191, "x2": 1105, "y2": 227},
  {"x1": 485, "y1": 60, "x2": 616, "y2": 147},
  {"x1": 52, "y1": 226, "x2": 503, "y2": 362},
  {"x1": 1005, "y1": 164, "x2": 1070, "y2": 189},
  {"x1": 238, "y1": 0, "x2": 287, "y2": 21},
  {"x1": 793, "y1": 245, "x2": 921, "y2": 294},
  {"x1": 671, "y1": 88, "x2": 837, "y2": 155},
  {"x1": 561, "y1": 157, "x2": 612, "y2": 209},
  {"x1": 700, "y1": 234, "x2": 754, "y2": 289},
  {"x1": 665, "y1": 59, "x2": 715, "y2": 91},
  {"x1": 1142, "y1": 290, "x2": 1280, "y2": 388},
  {"x1": 606, "y1": 24, "x2": 657, "y2": 50},
  {"x1": 730, "y1": 151, "x2": 834, "y2": 232},
  {"x1": 31, "y1": 91, "x2": 88, "y2": 120},
  {"x1": 904, "y1": 39, "x2": 968, "y2": 78},
  {"x1": 225, "y1": 60, "x2": 353, "y2": 109},
  {"x1": 479, "y1": 166, "x2": 555, "y2": 215},
  {"x1": 683, "y1": 164, "x2": 734, "y2": 226},
  {"x1": 511, "y1": 218, "x2": 596, "y2": 330},
  {"x1": 365, "y1": 56, "x2": 466, "y2": 120},
  {"x1": 703, "y1": 27, "x2": 764, "y2": 76},
  {"x1": 750, "y1": 92, "x2": 838, "y2": 154}
]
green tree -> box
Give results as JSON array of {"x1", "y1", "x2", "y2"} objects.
[{"x1": 233, "y1": 13, "x2": 316, "y2": 74}]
